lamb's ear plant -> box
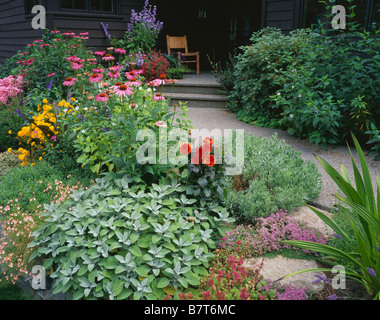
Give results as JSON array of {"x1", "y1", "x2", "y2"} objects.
[{"x1": 281, "y1": 133, "x2": 380, "y2": 300}]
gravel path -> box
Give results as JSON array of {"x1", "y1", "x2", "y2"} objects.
[{"x1": 187, "y1": 107, "x2": 380, "y2": 211}]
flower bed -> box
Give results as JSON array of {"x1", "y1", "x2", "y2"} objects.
[{"x1": 0, "y1": 2, "x2": 378, "y2": 301}]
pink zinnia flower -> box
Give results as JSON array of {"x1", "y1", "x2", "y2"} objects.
[
  {"x1": 89, "y1": 73, "x2": 102, "y2": 83},
  {"x1": 113, "y1": 84, "x2": 133, "y2": 97},
  {"x1": 63, "y1": 77, "x2": 77, "y2": 86},
  {"x1": 155, "y1": 121, "x2": 167, "y2": 128},
  {"x1": 102, "y1": 54, "x2": 115, "y2": 61},
  {"x1": 96, "y1": 93, "x2": 109, "y2": 102}
]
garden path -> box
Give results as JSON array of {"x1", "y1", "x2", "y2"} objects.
[{"x1": 182, "y1": 73, "x2": 379, "y2": 293}]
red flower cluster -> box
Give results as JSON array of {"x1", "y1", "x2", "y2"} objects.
[{"x1": 179, "y1": 137, "x2": 216, "y2": 167}]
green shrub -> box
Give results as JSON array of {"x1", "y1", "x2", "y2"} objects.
[
  {"x1": 28, "y1": 176, "x2": 233, "y2": 300},
  {"x1": 226, "y1": 24, "x2": 380, "y2": 155},
  {"x1": 227, "y1": 27, "x2": 313, "y2": 118},
  {"x1": 226, "y1": 133, "x2": 322, "y2": 221},
  {"x1": 273, "y1": 30, "x2": 380, "y2": 148}
]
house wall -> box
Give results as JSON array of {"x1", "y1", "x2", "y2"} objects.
[
  {"x1": 0, "y1": 0, "x2": 143, "y2": 63},
  {"x1": 0, "y1": 0, "x2": 44, "y2": 62},
  {"x1": 262, "y1": 0, "x2": 300, "y2": 32},
  {"x1": 45, "y1": 0, "x2": 143, "y2": 50}
]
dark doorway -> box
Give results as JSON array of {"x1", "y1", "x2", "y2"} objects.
[{"x1": 152, "y1": 0, "x2": 262, "y2": 70}]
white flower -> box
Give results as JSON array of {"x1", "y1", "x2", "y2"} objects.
[
  {"x1": 292, "y1": 86, "x2": 295, "y2": 89},
  {"x1": 289, "y1": 114, "x2": 294, "y2": 118},
  {"x1": 277, "y1": 92, "x2": 281, "y2": 96},
  {"x1": 81, "y1": 129, "x2": 85, "y2": 133},
  {"x1": 298, "y1": 94, "x2": 302, "y2": 98}
]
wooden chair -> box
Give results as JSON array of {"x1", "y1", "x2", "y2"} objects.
[{"x1": 166, "y1": 35, "x2": 200, "y2": 75}]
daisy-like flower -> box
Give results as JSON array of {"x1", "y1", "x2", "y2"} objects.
[
  {"x1": 155, "y1": 121, "x2": 167, "y2": 128},
  {"x1": 109, "y1": 65, "x2": 122, "y2": 72},
  {"x1": 115, "y1": 48, "x2": 126, "y2": 54},
  {"x1": 89, "y1": 73, "x2": 102, "y2": 83},
  {"x1": 63, "y1": 77, "x2": 77, "y2": 86},
  {"x1": 94, "y1": 51, "x2": 106, "y2": 56},
  {"x1": 108, "y1": 71, "x2": 120, "y2": 79},
  {"x1": 148, "y1": 78, "x2": 165, "y2": 86},
  {"x1": 96, "y1": 93, "x2": 109, "y2": 102},
  {"x1": 80, "y1": 32, "x2": 89, "y2": 36},
  {"x1": 46, "y1": 73, "x2": 56, "y2": 77},
  {"x1": 154, "y1": 93, "x2": 165, "y2": 101},
  {"x1": 71, "y1": 63, "x2": 83, "y2": 70},
  {"x1": 66, "y1": 55, "x2": 79, "y2": 61},
  {"x1": 113, "y1": 84, "x2": 133, "y2": 97},
  {"x1": 102, "y1": 54, "x2": 115, "y2": 61},
  {"x1": 93, "y1": 68, "x2": 104, "y2": 73},
  {"x1": 50, "y1": 29, "x2": 60, "y2": 34},
  {"x1": 127, "y1": 78, "x2": 142, "y2": 86},
  {"x1": 62, "y1": 31, "x2": 75, "y2": 36}
]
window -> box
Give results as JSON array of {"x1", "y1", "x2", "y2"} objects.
[{"x1": 60, "y1": 0, "x2": 114, "y2": 12}]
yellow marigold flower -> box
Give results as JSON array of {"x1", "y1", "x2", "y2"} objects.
[
  {"x1": 31, "y1": 163, "x2": 36, "y2": 167},
  {"x1": 39, "y1": 157, "x2": 42, "y2": 161},
  {"x1": 7, "y1": 148, "x2": 12, "y2": 153},
  {"x1": 71, "y1": 97, "x2": 76, "y2": 102},
  {"x1": 8, "y1": 130, "x2": 12, "y2": 134},
  {"x1": 43, "y1": 99, "x2": 48, "y2": 104}
]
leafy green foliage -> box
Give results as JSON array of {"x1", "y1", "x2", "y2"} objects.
[
  {"x1": 28, "y1": 176, "x2": 233, "y2": 300},
  {"x1": 282, "y1": 134, "x2": 380, "y2": 299},
  {"x1": 225, "y1": 24, "x2": 380, "y2": 155},
  {"x1": 226, "y1": 134, "x2": 322, "y2": 221}
]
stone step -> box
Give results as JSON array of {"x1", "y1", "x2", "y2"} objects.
[
  {"x1": 163, "y1": 92, "x2": 228, "y2": 109},
  {"x1": 161, "y1": 82, "x2": 227, "y2": 96}
]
